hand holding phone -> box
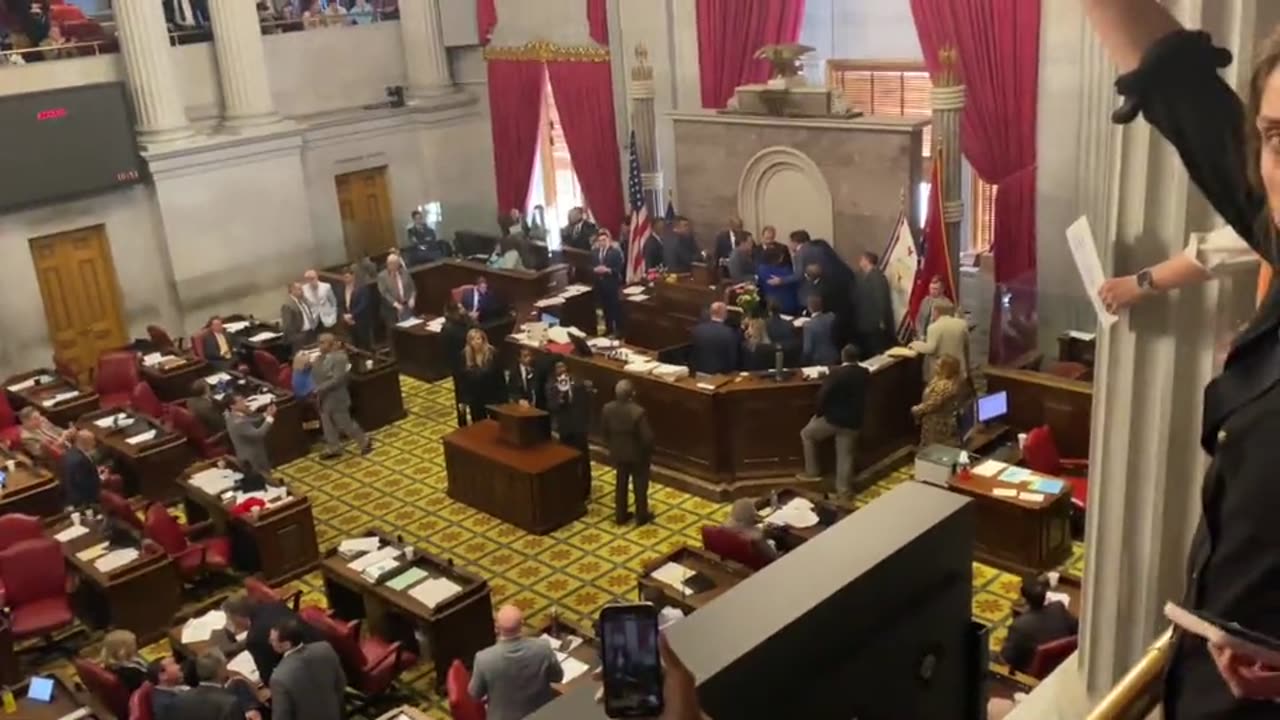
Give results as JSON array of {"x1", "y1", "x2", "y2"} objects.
[{"x1": 599, "y1": 603, "x2": 664, "y2": 718}]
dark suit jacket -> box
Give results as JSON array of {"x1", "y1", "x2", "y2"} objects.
[
  {"x1": 741, "y1": 341, "x2": 779, "y2": 371},
  {"x1": 690, "y1": 321, "x2": 740, "y2": 375},
  {"x1": 641, "y1": 234, "x2": 665, "y2": 271},
  {"x1": 151, "y1": 685, "x2": 183, "y2": 720},
  {"x1": 336, "y1": 282, "x2": 375, "y2": 324},
  {"x1": 999, "y1": 602, "x2": 1078, "y2": 672},
  {"x1": 667, "y1": 233, "x2": 700, "y2": 273},
  {"x1": 507, "y1": 362, "x2": 547, "y2": 408},
  {"x1": 592, "y1": 245, "x2": 625, "y2": 291},
  {"x1": 59, "y1": 446, "x2": 100, "y2": 507},
  {"x1": 460, "y1": 287, "x2": 497, "y2": 319},
  {"x1": 714, "y1": 230, "x2": 751, "y2": 268},
  {"x1": 441, "y1": 318, "x2": 472, "y2": 379},
  {"x1": 460, "y1": 361, "x2": 506, "y2": 408},
  {"x1": 802, "y1": 312, "x2": 840, "y2": 366},
  {"x1": 600, "y1": 399, "x2": 653, "y2": 464},
  {"x1": 201, "y1": 332, "x2": 236, "y2": 366},
  {"x1": 815, "y1": 363, "x2": 869, "y2": 430},
  {"x1": 562, "y1": 220, "x2": 598, "y2": 251},
  {"x1": 280, "y1": 298, "x2": 310, "y2": 350},
  {"x1": 188, "y1": 395, "x2": 225, "y2": 434},
  {"x1": 854, "y1": 268, "x2": 895, "y2": 335},
  {"x1": 546, "y1": 378, "x2": 590, "y2": 436},
  {"x1": 246, "y1": 601, "x2": 319, "y2": 684},
  {"x1": 766, "y1": 315, "x2": 798, "y2": 358},
  {"x1": 168, "y1": 684, "x2": 240, "y2": 720},
  {"x1": 270, "y1": 642, "x2": 346, "y2": 720}
]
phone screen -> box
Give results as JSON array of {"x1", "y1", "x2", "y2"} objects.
[{"x1": 599, "y1": 604, "x2": 663, "y2": 718}]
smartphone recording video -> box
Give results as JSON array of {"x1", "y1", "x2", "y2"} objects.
[{"x1": 599, "y1": 603, "x2": 664, "y2": 718}]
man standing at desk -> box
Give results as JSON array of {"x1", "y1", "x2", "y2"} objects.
[
  {"x1": 714, "y1": 216, "x2": 751, "y2": 275},
  {"x1": 302, "y1": 270, "x2": 338, "y2": 333},
  {"x1": 561, "y1": 207, "x2": 597, "y2": 251},
  {"x1": 225, "y1": 394, "x2": 276, "y2": 475},
  {"x1": 854, "y1": 252, "x2": 896, "y2": 356},
  {"x1": 798, "y1": 345, "x2": 868, "y2": 498},
  {"x1": 691, "y1": 302, "x2": 739, "y2": 375},
  {"x1": 337, "y1": 266, "x2": 375, "y2": 351},
  {"x1": 281, "y1": 282, "x2": 317, "y2": 353},
  {"x1": 201, "y1": 316, "x2": 237, "y2": 370},
  {"x1": 592, "y1": 230, "x2": 625, "y2": 336},
  {"x1": 59, "y1": 430, "x2": 101, "y2": 509},
  {"x1": 547, "y1": 361, "x2": 592, "y2": 497},
  {"x1": 601, "y1": 379, "x2": 653, "y2": 525},
  {"x1": 642, "y1": 218, "x2": 668, "y2": 272},
  {"x1": 469, "y1": 605, "x2": 563, "y2": 720},
  {"x1": 668, "y1": 216, "x2": 702, "y2": 272},
  {"x1": 377, "y1": 253, "x2": 417, "y2": 324},
  {"x1": 312, "y1": 333, "x2": 373, "y2": 459}
]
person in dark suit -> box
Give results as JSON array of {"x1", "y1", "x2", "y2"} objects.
[
  {"x1": 147, "y1": 655, "x2": 188, "y2": 720},
  {"x1": 546, "y1": 360, "x2": 592, "y2": 496},
  {"x1": 726, "y1": 232, "x2": 757, "y2": 283},
  {"x1": 268, "y1": 618, "x2": 346, "y2": 720},
  {"x1": 337, "y1": 266, "x2": 375, "y2": 351},
  {"x1": 201, "y1": 316, "x2": 237, "y2": 370},
  {"x1": 459, "y1": 329, "x2": 506, "y2": 423},
  {"x1": 280, "y1": 282, "x2": 317, "y2": 353},
  {"x1": 801, "y1": 295, "x2": 840, "y2": 366},
  {"x1": 765, "y1": 301, "x2": 799, "y2": 365},
  {"x1": 560, "y1": 207, "x2": 598, "y2": 251},
  {"x1": 641, "y1": 218, "x2": 668, "y2": 272},
  {"x1": 741, "y1": 316, "x2": 778, "y2": 371},
  {"x1": 441, "y1": 302, "x2": 474, "y2": 426},
  {"x1": 690, "y1": 302, "x2": 740, "y2": 375},
  {"x1": 222, "y1": 592, "x2": 318, "y2": 686},
  {"x1": 714, "y1": 217, "x2": 751, "y2": 276},
  {"x1": 999, "y1": 576, "x2": 1078, "y2": 673},
  {"x1": 667, "y1": 216, "x2": 702, "y2": 272},
  {"x1": 187, "y1": 380, "x2": 225, "y2": 434},
  {"x1": 799, "y1": 345, "x2": 868, "y2": 497},
  {"x1": 759, "y1": 225, "x2": 791, "y2": 269},
  {"x1": 854, "y1": 252, "x2": 896, "y2": 356},
  {"x1": 591, "y1": 230, "x2": 625, "y2": 336},
  {"x1": 59, "y1": 430, "x2": 100, "y2": 508},
  {"x1": 507, "y1": 347, "x2": 546, "y2": 409},
  {"x1": 169, "y1": 650, "x2": 261, "y2": 720},
  {"x1": 600, "y1": 379, "x2": 653, "y2": 525},
  {"x1": 460, "y1": 276, "x2": 498, "y2": 321}
]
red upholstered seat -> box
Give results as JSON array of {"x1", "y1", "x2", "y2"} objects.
[
  {"x1": 447, "y1": 659, "x2": 487, "y2": 720},
  {"x1": 143, "y1": 503, "x2": 232, "y2": 581},
  {"x1": 128, "y1": 681, "x2": 155, "y2": 720},
  {"x1": 74, "y1": 657, "x2": 131, "y2": 720},
  {"x1": 169, "y1": 405, "x2": 228, "y2": 459},
  {"x1": 451, "y1": 284, "x2": 476, "y2": 304},
  {"x1": 1021, "y1": 425, "x2": 1088, "y2": 508},
  {"x1": 276, "y1": 365, "x2": 292, "y2": 392},
  {"x1": 190, "y1": 329, "x2": 209, "y2": 360},
  {"x1": 100, "y1": 490, "x2": 144, "y2": 533},
  {"x1": 0, "y1": 538, "x2": 74, "y2": 639},
  {"x1": 0, "y1": 393, "x2": 19, "y2": 451},
  {"x1": 129, "y1": 382, "x2": 166, "y2": 420},
  {"x1": 1027, "y1": 635, "x2": 1078, "y2": 679},
  {"x1": 244, "y1": 577, "x2": 303, "y2": 611},
  {"x1": 0, "y1": 514, "x2": 44, "y2": 609},
  {"x1": 95, "y1": 352, "x2": 140, "y2": 410},
  {"x1": 253, "y1": 351, "x2": 282, "y2": 384},
  {"x1": 700, "y1": 525, "x2": 772, "y2": 571},
  {"x1": 299, "y1": 607, "x2": 417, "y2": 698}
]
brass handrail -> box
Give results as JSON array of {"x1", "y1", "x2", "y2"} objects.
[{"x1": 1084, "y1": 627, "x2": 1174, "y2": 720}]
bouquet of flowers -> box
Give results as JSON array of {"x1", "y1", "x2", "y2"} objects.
[{"x1": 732, "y1": 283, "x2": 760, "y2": 316}]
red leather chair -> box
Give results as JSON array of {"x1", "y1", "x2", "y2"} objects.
[
  {"x1": 169, "y1": 405, "x2": 228, "y2": 459},
  {"x1": 0, "y1": 393, "x2": 19, "y2": 450},
  {"x1": 100, "y1": 490, "x2": 144, "y2": 533},
  {"x1": 190, "y1": 329, "x2": 209, "y2": 360},
  {"x1": 143, "y1": 503, "x2": 232, "y2": 582},
  {"x1": 276, "y1": 365, "x2": 293, "y2": 392},
  {"x1": 1043, "y1": 361, "x2": 1090, "y2": 381},
  {"x1": 95, "y1": 352, "x2": 140, "y2": 410},
  {"x1": 299, "y1": 607, "x2": 417, "y2": 698},
  {"x1": 128, "y1": 681, "x2": 155, "y2": 720},
  {"x1": 73, "y1": 657, "x2": 131, "y2": 719},
  {"x1": 129, "y1": 382, "x2": 167, "y2": 421},
  {"x1": 451, "y1": 284, "x2": 476, "y2": 305},
  {"x1": 446, "y1": 659, "x2": 487, "y2": 720},
  {"x1": 1021, "y1": 425, "x2": 1088, "y2": 509},
  {"x1": 1026, "y1": 635, "x2": 1078, "y2": 679},
  {"x1": 244, "y1": 577, "x2": 302, "y2": 612},
  {"x1": 146, "y1": 325, "x2": 175, "y2": 350},
  {"x1": 0, "y1": 514, "x2": 44, "y2": 609},
  {"x1": 0, "y1": 538, "x2": 74, "y2": 640},
  {"x1": 253, "y1": 351, "x2": 282, "y2": 384},
  {"x1": 700, "y1": 526, "x2": 773, "y2": 571}
]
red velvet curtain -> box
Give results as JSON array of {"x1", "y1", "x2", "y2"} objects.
[
  {"x1": 486, "y1": 60, "x2": 545, "y2": 216},
  {"x1": 547, "y1": 60, "x2": 625, "y2": 238},
  {"x1": 587, "y1": 0, "x2": 608, "y2": 45},
  {"x1": 910, "y1": 0, "x2": 1041, "y2": 362},
  {"x1": 476, "y1": 0, "x2": 497, "y2": 45},
  {"x1": 696, "y1": 0, "x2": 806, "y2": 109}
]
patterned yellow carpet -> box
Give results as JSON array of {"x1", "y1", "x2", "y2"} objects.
[{"x1": 109, "y1": 373, "x2": 1080, "y2": 718}]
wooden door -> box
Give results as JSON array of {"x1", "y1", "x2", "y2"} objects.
[
  {"x1": 29, "y1": 225, "x2": 128, "y2": 379},
  {"x1": 334, "y1": 166, "x2": 396, "y2": 260}
]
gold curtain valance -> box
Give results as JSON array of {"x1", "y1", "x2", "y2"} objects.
[{"x1": 483, "y1": 41, "x2": 610, "y2": 63}]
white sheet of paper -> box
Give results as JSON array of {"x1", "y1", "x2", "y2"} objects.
[
  {"x1": 53, "y1": 524, "x2": 90, "y2": 543},
  {"x1": 338, "y1": 536, "x2": 381, "y2": 554},
  {"x1": 534, "y1": 297, "x2": 566, "y2": 308},
  {"x1": 248, "y1": 331, "x2": 282, "y2": 342},
  {"x1": 407, "y1": 576, "x2": 462, "y2": 608},
  {"x1": 223, "y1": 321, "x2": 251, "y2": 333},
  {"x1": 992, "y1": 488, "x2": 1019, "y2": 498},
  {"x1": 622, "y1": 286, "x2": 647, "y2": 296},
  {"x1": 557, "y1": 655, "x2": 591, "y2": 683},
  {"x1": 55, "y1": 710, "x2": 91, "y2": 720},
  {"x1": 650, "y1": 562, "x2": 696, "y2": 591},
  {"x1": 227, "y1": 651, "x2": 260, "y2": 684},
  {"x1": 348, "y1": 545, "x2": 401, "y2": 572},
  {"x1": 1066, "y1": 330, "x2": 1096, "y2": 342},
  {"x1": 540, "y1": 633, "x2": 584, "y2": 653},
  {"x1": 42, "y1": 391, "x2": 80, "y2": 407},
  {"x1": 142, "y1": 352, "x2": 164, "y2": 367},
  {"x1": 125, "y1": 429, "x2": 158, "y2": 445},
  {"x1": 181, "y1": 610, "x2": 228, "y2": 643},
  {"x1": 1065, "y1": 216, "x2": 1118, "y2": 327},
  {"x1": 93, "y1": 413, "x2": 124, "y2": 428},
  {"x1": 973, "y1": 460, "x2": 1010, "y2": 477},
  {"x1": 396, "y1": 317, "x2": 425, "y2": 328},
  {"x1": 1018, "y1": 491, "x2": 1046, "y2": 502},
  {"x1": 1047, "y1": 591, "x2": 1071, "y2": 609},
  {"x1": 94, "y1": 548, "x2": 140, "y2": 573}
]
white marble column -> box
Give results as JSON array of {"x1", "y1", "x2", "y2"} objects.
[
  {"x1": 113, "y1": 0, "x2": 194, "y2": 145},
  {"x1": 398, "y1": 0, "x2": 453, "y2": 99},
  {"x1": 207, "y1": 0, "x2": 281, "y2": 128},
  {"x1": 1031, "y1": 0, "x2": 1263, "y2": 703}
]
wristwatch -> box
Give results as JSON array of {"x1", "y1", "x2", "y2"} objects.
[{"x1": 1136, "y1": 268, "x2": 1157, "y2": 292}]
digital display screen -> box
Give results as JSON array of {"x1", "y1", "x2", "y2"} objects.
[
  {"x1": 0, "y1": 82, "x2": 145, "y2": 213},
  {"x1": 600, "y1": 608, "x2": 662, "y2": 716},
  {"x1": 976, "y1": 391, "x2": 1009, "y2": 423}
]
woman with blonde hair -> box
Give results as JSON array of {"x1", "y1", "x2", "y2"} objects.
[
  {"x1": 741, "y1": 316, "x2": 776, "y2": 371},
  {"x1": 101, "y1": 629, "x2": 148, "y2": 693},
  {"x1": 910, "y1": 354, "x2": 963, "y2": 447},
  {"x1": 460, "y1": 328, "x2": 504, "y2": 422}
]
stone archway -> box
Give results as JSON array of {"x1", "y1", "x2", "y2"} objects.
[{"x1": 736, "y1": 146, "x2": 834, "y2": 241}]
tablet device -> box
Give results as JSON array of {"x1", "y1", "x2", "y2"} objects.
[
  {"x1": 1165, "y1": 601, "x2": 1280, "y2": 667},
  {"x1": 26, "y1": 675, "x2": 55, "y2": 703}
]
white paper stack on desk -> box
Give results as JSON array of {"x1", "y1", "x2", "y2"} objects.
[
  {"x1": 53, "y1": 523, "x2": 90, "y2": 543},
  {"x1": 650, "y1": 364, "x2": 689, "y2": 381},
  {"x1": 763, "y1": 497, "x2": 819, "y2": 529},
  {"x1": 561, "y1": 283, "x2": 591, "y2": 296},
  {"x1": 424, "y1": 317, "x2": 446, "y2": 332},
  {"x1": 338, "y1": 536, "x2": 381, "y2": 558},
  {"x1": 245, "y1": 394, "x2": 275, "y2": 412},
  {"x1": 182, "y1": 610, "x2": 229, "y2": 644},
  {"x1": 228, "y1": 651, "x2": 259, "y2": 684},
  {"x1": 42, "y1": 390, "x2": 81, "y2": 407},
  {"x1": 203, "y1": 372, "x2": 233, "y2": 386},
  {"x1": 396, "y1": 317, "x2": 425, "y2": 329},
  {"x1": 348, "y1": 546, "x2": 401, "y2": 573},
  {"x1": 248, "y1": 331, "x2": 282, "y2": 343},
  {"x1": 190, "y1": 467, "x2": 243, "y2": 496},
  {"x1": 94, "y1": 548, "x2": 140, "y2": 573},
  {"x1": 223, "y1": 321, "x2": 251, "y2": 333},
  {"x1": 407, "y1": 576, "x2": 462, "y2": 609},
  {"x1": 6, "y1": 377, "x2": 40, "y2": 392},
  {"x1": 125, "y1": 429, "x2": 158, "y2": 445},
  {"x1": 650, "y1": 562, "x2": 699, "y2": 595},
  {"x1": 93, "y1": 413, "x2": 128, "y2": 429}
]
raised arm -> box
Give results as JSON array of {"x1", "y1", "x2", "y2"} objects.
[{"x1": 1080, "y1": 0, "x2": 1180, "y2": 73}]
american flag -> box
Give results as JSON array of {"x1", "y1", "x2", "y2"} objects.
[{"x1": 625, "y1": 131, "x2": 650, "y2": 283}]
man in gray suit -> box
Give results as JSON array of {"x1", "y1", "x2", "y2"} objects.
[
  {"x1": 312, "y1": 333, "x2": 372, "y2": 459},
  {"x1": 169, "y1": 649, "x2": 262, "y2": 720},
  {"x1": 268, "y1": 618, "x2": 346, "y2": 720},
  {"x1": 376, "y1": 253, "x2": 416, "y2": 324},
  {"x1": 225, "y1": 394, "x2": 276, "y2": 474},
  {"x1": 281, "y1": 282, "x2": 317, "y2": 353},
  {"x1": 600, "y1": 379, "x2": 653, "y2": 525},
  {"x1": 469, "y1": 605, "x2": 563, "y2": 720}
]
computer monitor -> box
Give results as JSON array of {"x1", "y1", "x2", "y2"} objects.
[
  {"x1": 26, "y1": 676, "x2": 54, "y2": 702},
  {"x1": 541, "y1": 312, "x2": 561, "y2": 327},
  {"x1": 976, "y1": 391, "x2": 1008, "y2": 424}
]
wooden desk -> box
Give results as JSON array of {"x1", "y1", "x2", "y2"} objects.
[
  {"x1": 519, "y1": 339, "x2": 921, "y2": 498},
  {"x1": 140, "y1": 354, "x2": 210, "y2": 402},
  {"x1": 224, "y1": 314, "x2": 290, "y2": 364},
  {"x1": 205, "y1": 370, "x2": 308, "y2": 467},
  {"x1": 753, "y1": 487, "x2": 857, "y2": 552},
  {"x1": 11, "y1": 676, "x2": 101, "y2": 719},
  {"x1": 442, "y1": 420, "x2": 586, "y2": 535},
  {"x1": 320, "y1": 532, "x2": 495, "y2": 686},
  {"x1": 392, "y1": 313, "x2": 516, "y2": 383},
  {"x1": 77, "y1": 408, "x2": 192, "y2": 502},
  {"x1": 623, "y1": 297, "x2": 700, "y2": 351},
  {"x1": 637, "y1": 546, "x2": 751, "y2": 615},
  {"x1": 0, "y1": 450, "x2": 62, "y2": 519},
  {"x1": 540, "y1": 619, "x2": 600, "y2": 695},
  {"x1": 412, "y1": 260, "x2": 571, "y2": 318},
  {"x1": 346, "y1": 347, "x2": 406, "y2": 431},
  {"x1": 534, "y1": 287, "x2": 597, "y2": 338},
  {"x1": 1057, "y1": 332, "x2": 1096, "y2": 368},
  {"x1": 3, "y1": 370, "x2": 99, "y2": 428},
  {"x1": 985, "y1": 367, "x2": 1092, "y2": 460},
  {"x1": 559, "y1": 246, "x2": 596, "y2": 285},
  {"x1": 52, "y1": 517, "x2": 182, "y2": 643},
  {"x1": 177, "y1": 459, "x2": 320, "y2": 585},
  {"x1": 947, "y1": 470, "x2": 1073, "y2": 574}
]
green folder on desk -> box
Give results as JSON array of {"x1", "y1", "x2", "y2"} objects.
[{"x1": 385, "y1": 567, "x2": 430, "y2": 591}]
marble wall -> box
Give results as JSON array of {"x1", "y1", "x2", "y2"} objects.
[{"x1": 672, "y1": 113, "x2": 924, "y2": 267}]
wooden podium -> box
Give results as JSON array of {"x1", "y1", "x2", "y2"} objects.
[{"x1": 489, "y1": 402, "x2": 550, "y2": 448}]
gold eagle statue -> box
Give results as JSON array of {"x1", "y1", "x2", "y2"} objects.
[{"x1": 754, "y1": 43, "x2": 816, "y2": 79}]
